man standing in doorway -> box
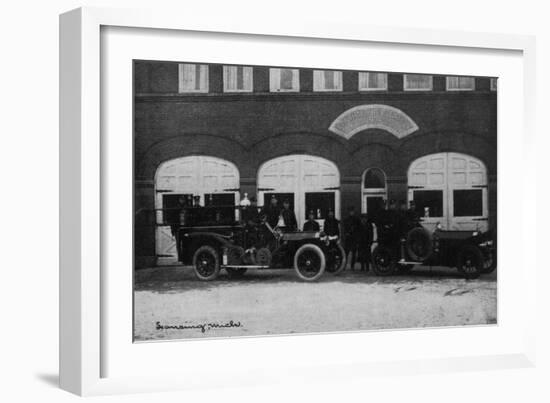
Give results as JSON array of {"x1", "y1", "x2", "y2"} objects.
[
  {"x1": 343, "y1": 206, "x2": 361, "y2": 271},
  {"x1": 357, "y1": 213, "x2": 374, "y2": 271}
]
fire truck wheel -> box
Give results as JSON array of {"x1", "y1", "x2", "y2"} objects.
[
  {"x1": 406, "y1": 227, "x2": 433, "y2": 262},
  {"x1": 192, "y1": 245, "x2": 220, "y2": 281},
  {"x1": 457, "y1": 245, "x2": 483, "y2": 280},
  {"x1": 371, "y1": 245, "x2": 396, "y2": 276},
  {"x1": 294, "y1": 244, "x2": 326, "y2": 281},
  {"x1": 326, "y1": 243, "x2": 346, "y2": 275}
]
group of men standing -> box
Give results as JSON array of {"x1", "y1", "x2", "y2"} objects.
[{"x1": 241, "y1": 194, "x2": 420, "y2": 272}]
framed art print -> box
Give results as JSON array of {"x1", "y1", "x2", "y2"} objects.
[{"x1": 60, "y1": 7, "x2": 537, "y2": 396}]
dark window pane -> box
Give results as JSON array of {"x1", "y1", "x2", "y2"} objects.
[
  {"x1": 162, "y1": 194, "x2": 193, "y2": 224},
  {"x1": 413, "y1": 190, "x2": 443, "y2": 218},
  {"x1": 453, "y1": 189, "x2": 483, "y2": 217},
  {"x1": 364, "y1": 168, "x2": 386, "y2": 189},
  {"x1": 204, "y1": 193, "x2": 236, "y2": 224},
  {"x1": 305, "y1": 192, "x2": 335, "y2": 219}
]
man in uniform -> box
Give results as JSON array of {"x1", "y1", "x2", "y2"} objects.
[
  {"x1": 303, "y1": 210, "x2": 320, "y2": 232},
  {"x1": 323, "y1": 208, "x2": 340, "y2": 237},
  {"x1": 357, "y1": 213, "x2": 374, "y2": 271},
  {"x1": 343, "y1": 206, "x2": 361, "y2": 271},
  {"x1": 262, "y1": 195, "x2": 281, "y2": 229},
  {"x1": 407, "y1": 200, "x2": 420, "y2": 226},
  {"x1": 279, "y1": 198, "x2": 297, "y2": 231}
]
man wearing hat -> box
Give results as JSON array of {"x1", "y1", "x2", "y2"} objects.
[
  {"x1": 343, "y1": 206, "x2": 361, "y2": 270},
  {"x1": 262, "y1": 195, "x2": 281, "y2": 228},
  {"x1": 357, "y1": 213, "x2": 374, "y2": 271},
  {"x1": 323, "y1": 208, "x2": 340, "y2": 237},
  {"x1": 303, "y1": 210, "x2": 320, "y2": 231},
  {"x1": 278, "y1": 198, "x2": 297, "y2": 231}
]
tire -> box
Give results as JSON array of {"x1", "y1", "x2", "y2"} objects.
[
  {"x1": 457, "y1": 245, "x2": 483, "y2": 280},
  {"x1": 294, "y1": 244, "x2": 326, "y2": 281},
  {"x1": 227, "y1": 246, "x2": 245, "y2": 265},
  {"x1": 192, "y1": 245, "x2": 220, "y2": 281},
  {"x1": 325, "y1": 243, "x2": 346, "y2": 275},
  {"x1": 226, "y1": 267, "x2": 247, "y2": 278},
  {"x1": 480, "y1": 250, "x2": 497, "y2": 274},
  {"x1": 371, "y1": 245, "x2": 396, "y2": 276},
  {"x1": 406, "y1": 227, "x2": 433, "y2": 262}
]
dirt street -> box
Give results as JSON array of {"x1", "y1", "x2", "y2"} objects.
[{"x1": 134, "y1": 266, "x2": 497, "y2": 341}]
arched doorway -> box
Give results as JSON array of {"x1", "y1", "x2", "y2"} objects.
[
  {"x1": 257, "y1": 155, "x2": 340, "y2": 231},
  {"x1": 408, "y1": 152, "x2": 488, "y2": 231},
  {"x1": 154, "y1": 156, "x2": 240, "y2": 263},
  {"x1": 361, "y1": 168, "x2": 387, "y2": 216}
]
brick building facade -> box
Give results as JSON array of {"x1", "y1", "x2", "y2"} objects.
[{"x1": 134, "y1": 61, "x2": 497, "y2": 268}]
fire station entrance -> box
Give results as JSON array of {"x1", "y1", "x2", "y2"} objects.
[
  {"x1": 154, "y1": 156, "x2": 240, "y2": 264},
  {"x1": 408, "y1": 152, "x2": 488, "y2": 232},
  {"x1": 257, "y1": 155, "x2": 340, "y2": 231}
]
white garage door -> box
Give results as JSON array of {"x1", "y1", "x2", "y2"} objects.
[
  {"x1": 154, "y1": 156, "x2": 240, "y2": 264},
  {"x1": 257, "y1": 155, "x2": 340, "y2": 231},
  {"x1": 408, "y1": 152, "x2": 488, "y2": 232}
]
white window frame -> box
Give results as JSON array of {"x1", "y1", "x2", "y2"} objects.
[
  {"x1": 178, "y1": 63, "x2": 209, "y2": 93},
  {"x1": 403, "y1": 74, "x2": 433, "y2": 91},
  {"x1": 269, "y1": 68, "x2": 300, "y2": 92},
  {"x1": 223, "y1": 65, "x2": 253, "y2": 93},
  {"x1": 446, "y1": 76, "x2": 476, "y2": 91},
  {"x1": 358, "y1": 72, "x2": 388, "y2": 91},
  {"x1": 490, "y1": 77, "x2": 498, "y2": 91},
  {"x1": 361, "y1": 168, "x2": 388, "y2": 214},
  {"x1": 313, "y1": 70, "x2": 343, "y2": 92}
]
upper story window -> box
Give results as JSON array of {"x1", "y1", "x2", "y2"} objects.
[
  {"x1": 446, "y1": 76, "x2": 475, "y2": 91},
  {"x1": 490, "y1": 78, "x2": 498, "y2": 91},
  {"x1": 178, "y1": 63, "x2": 209, "y2": 93},
  {"x1": 313, "y1": 70, "x2": 343, "y2": 91},
  {"x1": 223, "y1": 65, "x2": 253, "y2": 92},
  {"x1": 269, "y1": 68, "x2": 300, "y2": 92},
  {"x1": 403, "y1": 74, "x2": 433, "y2": 91},
  {"x1": 358, "y1": 72, "x2": 388, "y2": 91}
]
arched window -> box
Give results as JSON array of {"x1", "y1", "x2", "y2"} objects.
[
  {"x1": 154, "y1": 156, "x2": 240, "y2": 263},
  {"x1": 257, "y1": 155, "x2": 340, "y2": 231},
  {"x1": 408, "y1": 152, "x2": 488, "y2": 231},
  {"x1": 361, "y1": 168, "x2": 387, "y2": 215}
]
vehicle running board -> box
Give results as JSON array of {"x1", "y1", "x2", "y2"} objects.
[
  {"x1": 397, "y1": 261, "x2": 423, "y2": 265},
  {"x1": 222, "y1": 265, "x2": 270, "y2": 269}
]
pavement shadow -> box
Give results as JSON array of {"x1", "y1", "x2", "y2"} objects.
[{"x1": 135, "y1": 265, "x2": 496, "y2": 293}]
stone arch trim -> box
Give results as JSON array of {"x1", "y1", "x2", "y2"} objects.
[
  {"x1": 329, "y1": 104, "x2": 419, "y2": 139},
  {"x1": 136, "y1": 134, "x2": 248, "y2": 179}
]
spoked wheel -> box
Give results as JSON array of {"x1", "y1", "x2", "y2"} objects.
[
  {"x1": 192, "y1": 245, "x2": 220, "y2": 281},
  {"x1": 226, "y1": 267, "x2": 248, "y2": 279},
  {"x1": 325, "y1": 243, "x2": 346, "y2": 275},
  {"x1": 457, "y1": 245, "x2": 483, "y2": 280},
  {"x1": 406, "y1": 227, "x2": 433, "y2": 262},
  {"x1": 371, "y1": 245, "x2": 396, "y2": 276},
  {"x1": 294, "y1": 244, "x2": 326, "y2": 281}
]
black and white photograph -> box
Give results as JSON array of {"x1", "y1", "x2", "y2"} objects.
[{"x1": 133, "y1": 61, "x2": 497, "y2": 341}]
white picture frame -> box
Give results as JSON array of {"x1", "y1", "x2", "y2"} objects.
[{"x1": 60, "y1": 6, "x2": 537, "y2": 396}]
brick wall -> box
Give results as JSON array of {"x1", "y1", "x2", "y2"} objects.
[{"x1": 133, "y1": 61, "x2": 497, "y2": 267}]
